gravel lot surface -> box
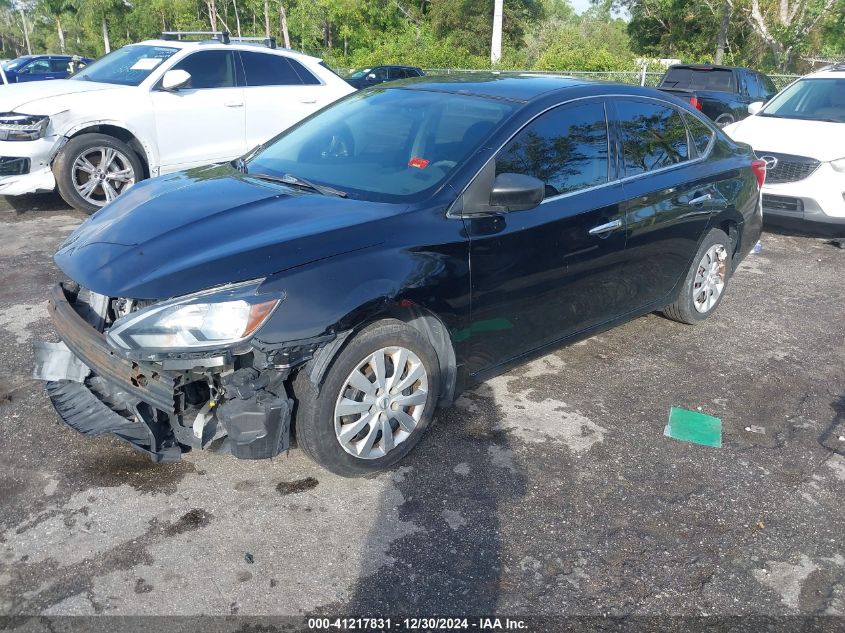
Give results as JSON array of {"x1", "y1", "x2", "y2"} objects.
[{"x1": 0, "y1": 194, "x2": 843, "y2": 626}]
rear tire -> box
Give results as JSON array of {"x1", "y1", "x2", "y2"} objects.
[
  {"x1": 663, "y1": 228, "x2": 732, "y2": 325},
  {"x1": 293, "y1": 320, "x2": 440, "y2": 477},
  {"x1": 54, "y1": 133, "x2": 143, "y2": 214}
]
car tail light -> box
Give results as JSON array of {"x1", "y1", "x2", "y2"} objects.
[
  {"x1": 751, "y1": 159, "x2": 766, "y2": 188},
  {"x1": 689, "y1": 96, "x2": 702, "y2": 110}
]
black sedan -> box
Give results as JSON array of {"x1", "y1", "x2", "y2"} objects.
[
  {"x1": 35, "y1": 76, "x2": 765, "y2": 476},
  {"x1": 346, "y1": 64, "x2": 424, "y2": 89}
]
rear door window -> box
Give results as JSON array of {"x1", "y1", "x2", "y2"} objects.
[
  {"x1": 496, "y1": 100, "x2": 610, "y2": 197},
  {"x1": 50, "y1": 59, "x2": 69, "y2": 73},
  {"x1": 616, "y1": 99, "x2": 689, "y2": 177},
  {"x1": 170, "y1": 50, "x2": 238, "y2": 89},
  {"x1": 240, "y1": 51, "x2": 303, "y2": 86}
]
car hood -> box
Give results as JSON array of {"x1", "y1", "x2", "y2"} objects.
[
  {"x1": 54, "y1": 166, "x2": 404, "y2": 299},
  {"x1": 724, "y1": 115, "x2": 845, "y2": 161},
  {"x1": 0, "y1": 79, "x2": 128, "y2": 114}
]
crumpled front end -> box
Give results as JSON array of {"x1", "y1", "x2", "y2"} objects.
[{"x1": 33, "y1": 283, "x2": 294, "y2": 462}]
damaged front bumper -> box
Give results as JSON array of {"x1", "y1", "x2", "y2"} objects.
[{"x1": 33, "y1": 283, "x2": 293, "y2": 463}]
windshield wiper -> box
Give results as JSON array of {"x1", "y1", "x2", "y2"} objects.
[{"x1": 248, "y1": 172, "x2": 347, "y2": 198}]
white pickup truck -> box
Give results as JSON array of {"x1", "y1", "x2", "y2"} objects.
[{"x1": 0, "y1": 33, "x2": 354, "y2": 213}]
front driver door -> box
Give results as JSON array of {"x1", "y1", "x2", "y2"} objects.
[
  {"x1": 151, "y1": 50, "x2": 247, "y2": 170},
  {"x1": 465, "y1": 99, "x2": 630, "y2": 375}
]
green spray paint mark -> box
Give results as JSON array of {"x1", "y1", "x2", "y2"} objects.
[
  {"x1": 452, "y1": 318, "x2": 513, "y2": 343},
  {"x1": 664, "y1": 407, "x2": 722, "y2": 448}
]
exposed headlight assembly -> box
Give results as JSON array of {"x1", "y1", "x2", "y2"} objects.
[
  {"x1": 106, "y1": 279, "x2": 283, "y2": 356},
  {"x1": 0, "y1": 112, "x2": 49, "y2": 141},
  {"x1": 831, "y1": 157, "x2": 845, "y2": 173}
]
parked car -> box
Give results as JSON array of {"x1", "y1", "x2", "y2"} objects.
[
  {"x1": 658, "y1": 64, "x2": 778, "y2": 128},
  {"x1": 0, "y1": 33, "x2": 354, "y2": 213},
  {"x1": 724, "y1": 66, "x2": 845, "y2": 234},
  {"x1": 2, "y1": 54, "x2": 94, "y2": 83},
  {"x1": 346, "y1": 65, "x2": 424, "y2": 89},
  {"x1": 34, "y1": 75, "x2": 764, "y2": 476}
]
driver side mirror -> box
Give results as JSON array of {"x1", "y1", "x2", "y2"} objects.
[
  {"x1": 367, "y1": 73, "x2": 376, "y2": 80},
  {"x1": 160, "y1": 69, "x2": 191, "y2": 91},
  {"x1": 490, "y1": 173, "x2": 545, "y2": 211},
  {"x1": 748, "y1": 101, "x2": 765, "y2": 115}
]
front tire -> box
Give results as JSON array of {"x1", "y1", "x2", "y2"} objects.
[
  {"x1": 663, "y1": 228, "x2": 732, "y2": 325},
  {"x1": 293, "y1": 320, "x2": 440, "y2": 477},
  {"x1": 54, "y1": 133, "x2": 143, "y2": 214}
]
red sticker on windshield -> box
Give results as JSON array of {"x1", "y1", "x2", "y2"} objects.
[{"x1": 408, "y1": 157, "x2": 430, "y2": 169}]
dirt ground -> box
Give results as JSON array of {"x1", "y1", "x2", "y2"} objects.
[{"x1": 0, "y1": 193, "x2": 843, "y2": 628}]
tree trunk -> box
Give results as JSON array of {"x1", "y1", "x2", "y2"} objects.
[
  {"x1": 19, "y1": 8, "x2": 31, "y2": 55},
  {"x1": 207, "y1": 0, "x2": 218, "y2": 31},
  {"x1": 102, "y1": 16, "x2": 110, "y2": 54},
  {"x1": 279, "y1": 1, "x2": 290, "y2": 48},
  {"x1": 264, "y1": 0, "x2": 270, "y2": 38},
  {"x1": 56, "y1": 15, "x2": 65, "y2": 54},
  {"x1": 232, "y1": 0, "x2": 242, "y2": 37},
  {"x1": 715, "y1": 0, "x2": 729, "y2": 64}
]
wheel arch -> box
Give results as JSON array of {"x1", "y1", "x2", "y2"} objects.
[
  {"x1": 60, "y1": 123, "x2": 156, "y2": 179},
  {"x1": 298, "y1": 301, "x2": 458, "y2": 408}
]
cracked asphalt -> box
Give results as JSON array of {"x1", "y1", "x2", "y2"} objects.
[{"x1": 0, "y1": 193, "x2": 843, "y2": 625}]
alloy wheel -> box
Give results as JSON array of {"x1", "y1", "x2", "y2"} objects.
[
  {"x1": 334, "y1": 346, "x2": 428, "y2": 460},
  {"x1": 71, "y1": 146, "x2": 136, "y2": 207},
  {"x1": 692, "y1": 244, "x2": 728, "y2": 313}
]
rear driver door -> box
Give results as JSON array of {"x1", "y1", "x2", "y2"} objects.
[{"x1": 613, "y1": 97, "x2": 726, "y2": 311}]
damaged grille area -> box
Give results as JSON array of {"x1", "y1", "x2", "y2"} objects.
[{"x1": 38, "y1": 282, "x2": 295, "y2": 463}]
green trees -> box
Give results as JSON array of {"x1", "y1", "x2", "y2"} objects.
[{"x1": 0, "y1": 0, "x2": 839, "y2": 72}]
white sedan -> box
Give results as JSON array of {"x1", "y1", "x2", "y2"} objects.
[
  {"x1": 0, "y1": 34, "x2": 354, "y2": 213},
  {"x1": 724, "y1": 66, "x2": 845, "y2": 233}
]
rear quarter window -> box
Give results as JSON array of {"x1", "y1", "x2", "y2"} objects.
[{"x1": 684, "y1": 115, "x2": 715, "y2": 157}]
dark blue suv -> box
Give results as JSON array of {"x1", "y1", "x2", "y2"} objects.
[{"x1": 2, "y1": 55, "x2": 93, "y2": 83}]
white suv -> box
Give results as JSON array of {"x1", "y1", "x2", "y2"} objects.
[
  {"x1": 0, "y1": 33, "x2": 354, "y2": 213},
  {"x1": 724, "y1": 66, "x2": 845, "y2": 233}
]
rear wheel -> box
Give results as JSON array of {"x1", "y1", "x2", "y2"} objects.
[
  {"x1": 293, "y1": 320, "x2": 440, "y2": 477},
  {"x1": 54, "y1": 133, "x2": 143, "y2": 214},
  {"x1": 663, "y1": 228, "x2": 732, "y2": 324}
]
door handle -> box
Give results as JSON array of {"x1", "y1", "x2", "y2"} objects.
[
  {"x1": 224, "y1": 101, "x2": 244, "y2": 108},
  {"x1": 588, "y1": 219, "x2": 622, "y2": 236},
  {"x1": 687, "y1": 193, "x2": 712, "y2": 205},
  {"x1": 300, "y1": 98, "x2": 317, "y2": 104}
]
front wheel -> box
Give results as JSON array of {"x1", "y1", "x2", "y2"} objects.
[
  {"x1": 293, "y1": 320, "x2": 440, "y2": 477},
  {"x1": 54, "y1": 133, "x2": 144, "y2": 214},
  {"x1": 663, "y1": 228, "x2": 732, "y2": 324}
]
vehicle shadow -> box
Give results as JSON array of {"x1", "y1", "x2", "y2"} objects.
[
  {"x1": 335, "y1": 389, "x2": 527, "y2": 615},
  {"x1": 819, "y1": 392, "x2": 845, "y2": 457},
  {"x1": 1, "y1": 192, "x2": 74, "y2": 215}
]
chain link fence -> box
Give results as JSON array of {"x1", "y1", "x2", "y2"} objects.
[{"x1": 417, "y1": 68, "x2": 801, "y2": 90}]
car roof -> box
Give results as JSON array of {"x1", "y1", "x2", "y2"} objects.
[
  {"x1": 397, "y1": 73, "x2": 623, "y2": 102},
  {"x1": 136, "y1": 39, "x2": 321, "y2": 63}
]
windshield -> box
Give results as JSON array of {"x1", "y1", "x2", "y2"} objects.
[
  {"x1": 349, "y1": 68, "x2": 371, "y2": 79},
  {"x1": 761, "y1": 78, "x2": 845, "y2": 122},
  {"x1": 247, "y1": 88, "x2": 515, "y2": 202},
  {"x1": 71, "y1": 45, "x2": 178, "y2": 86},
  {"x1": 4, "y1": 57, "x2": 32, "y2": 71}
]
